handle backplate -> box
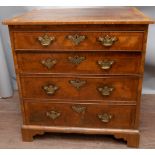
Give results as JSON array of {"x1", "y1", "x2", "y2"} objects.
[
  {"x1": 42, "y1": 84, "x2": 59, "y2": 95},
  {"x1": 98, "y1": 113, "x2": 112, "y2": 123},
  {"x1": 41, "y1": 58, "x2": 57, "y2": 69},
  {"x1": 97, "y1": 60, "x2": 114, "y2": 70},
  {"x1": 46, "y1": 110, "x2": 61, "y2": 120},
  {"x1": 98, "y1": 35, "x2": 118, "y2": 47},
  {"x1": 97, "y1": 86, "x2": 114, "y2": 96},
  {"x1": 38, "y1": 34, "x2": 55, "y2": 46}
]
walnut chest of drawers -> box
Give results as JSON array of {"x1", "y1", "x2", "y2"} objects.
[{"x1": 3, "y1": 7, "x2": 154, "y2": 147}]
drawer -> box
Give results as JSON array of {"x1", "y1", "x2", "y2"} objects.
[
  {"x1": 14, "y1": 31, "x2": 143, "y2": 51},
  {"x1": 24, "y1": 101, "x2": 136, "y2": 129},
  {"x1": 17, "y1": 52, "x2": 142, "y2": 75},
  {"x1": 21, "y1": 76, "x2": 139, "y2": 101}
]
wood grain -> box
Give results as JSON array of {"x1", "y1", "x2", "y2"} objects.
[
  {"x1": 3, "y1": 7, "x2": 154, "y2": 25},
  {"x1": 1, "y1": 93, "x2": 155, "y2": 148},
  {"x1": 24, "y1": 101, "x2": 136, "y2": 129},
  {"x1": 16, "y1": 51, "x2": 142, "y2": 75},
  {"x1": 20, "y1": 76, "x2": 140, "y2": 101},
  {"x1": 3, "y1": 7, "x2": 153, "y2": 147},
  {"x1": 13, "y1": 31, "x2": 144, "y2": 51}
]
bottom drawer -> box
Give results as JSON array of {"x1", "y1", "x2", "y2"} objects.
[{"x1": 24, "y1": 101, "x2": 136, "y2": 129}]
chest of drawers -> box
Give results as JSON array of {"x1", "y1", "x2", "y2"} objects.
[{"x1": 3, "y1": 7, "x2": 153, "y2": 147}]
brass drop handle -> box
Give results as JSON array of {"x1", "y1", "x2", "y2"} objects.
[
  {"x1": 68, "y1": 55, "x2": 86, "y2": 65},
  {"x1": 38, "y1": 34, "x2": 55, "y2": 46},
  {"x1": 71, "y1": 105, "x2": 86, "y2": 113},
  {"x1": 42, "y1": 84, "x2": 59, "y2": 95},
  {"x1": 41, "y1": 58, "x2": 57, "y2": 69},
  {"x1": 98, "y1": 35, "x2": 118, "y2": 47},
  {"x1": 98, "y1": 113, "x2": 112, "y2": 123},
  {"x1": 97, "y1": 86, "x2": 114, "y2": 96},
  {"x1": 67, "y1": 34, "x2": 86, "y2": 45},
  {"x1": 97, "y1": 60, "x2": 114, "y2": 70},
  {"x1": 46, "y1": 110, "x2": 61, "y2": 120}
]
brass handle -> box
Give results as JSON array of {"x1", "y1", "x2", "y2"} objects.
[
  {"x1": 68, "y1": 55, "x2": 86, "y2": 65},
  {"x1": 72, "y1": 105, "x2": 86, "y2": 113},
  {"x1": 41, "y1": 58, "x2": 57, "y2": 69},
  {"x1": 69, "y1": 79, "x2": 86, "y2": 90},
  {"x1": 46, "y1": 110, "x2": 61, "y2": 120},
  {"x1": 98, "y1": 113, "x2": 112, "y2": 123},
  {"x1": 98, "y1": 35, "x2": 118, "y2": 47},
  {"x1": 67, "y1": 34, "x2": 86, "y2": 45},
  {"x1": 38, "y1": 34, "x2": 55, "y2": 46},
  {"x1": 42, "y1": 84, "x2": 59, "y2": 95},
  {"x1": 97, "y1": 60, "x2": 114, "y2": 70},
  {"x1": 97, "y1": 86, "x2": 114, "y2": 96}
]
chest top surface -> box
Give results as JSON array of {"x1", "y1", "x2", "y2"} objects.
[{"x1": 3, "y1": 7, "x2": 154, "y2": 25}]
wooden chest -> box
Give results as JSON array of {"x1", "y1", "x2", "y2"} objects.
[{"x1": 3, "y1": 7, "x2": 154, "y2": 147}]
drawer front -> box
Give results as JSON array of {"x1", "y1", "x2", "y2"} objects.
[
  {"x1": 17, "y1": 52, "x2": 142, "y2": 75},
  {"x1": 25, "y1": 101, "x2": 136, "y2": 129},
  {"x1": 14, "y1": 31, "x2": 143, "y2": 51},
  {"x1": 21, "y1": 76, "x2": 139, "y2": 101}
]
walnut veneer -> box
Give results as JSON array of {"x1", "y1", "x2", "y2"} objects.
[{"x1": 3, "y1": 7, "x2": 154, "y2": 147}]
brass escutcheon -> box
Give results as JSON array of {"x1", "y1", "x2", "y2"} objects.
[
  {"x1": 71, "y1": 105, "x2": 86, "y2": 113},
  {"x1": 68, "y1": 55, "x2": 86, "y2": 65},
  {"x1": 69, "y1": 79, "x2": 86, "y2": 90},
  {"x1": 67, "y1": 34, "x2": 86, "y2": 45}
]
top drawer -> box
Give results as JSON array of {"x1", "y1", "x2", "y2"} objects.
[{"x1": 13, "y1": 31, "x2": 144, "y2": 51}]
